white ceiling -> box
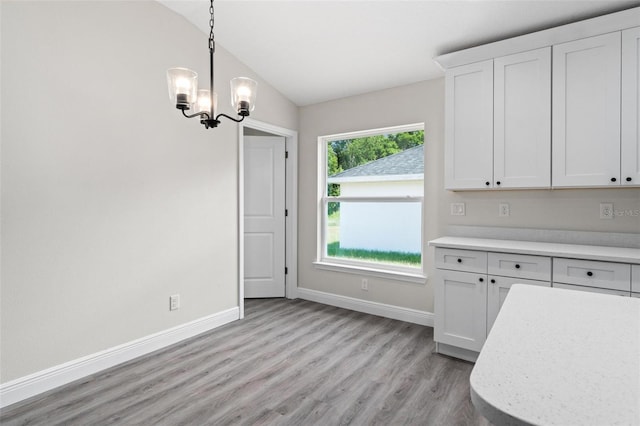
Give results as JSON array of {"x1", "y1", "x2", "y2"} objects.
[{"x1": 158, "y1": 0, "x2": 640, "y2": 106}]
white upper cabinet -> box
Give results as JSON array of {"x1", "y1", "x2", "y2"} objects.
[
  {"x1": 494, "y1": 48, "x2": 551, "y2": 188},
  {"x1": 552, "y1": 32, "x2": 622, "y2": 187},
  {"x1": 438, "y1": 8, "x2": 640, "y2": 191},
  {"x1": 444, "y1": 60, "x2": 493, "y2": 190},
  {"x1": 622, "y1": 27, "x2": 640, "y2": 186},
  {"x1": 445, "y1": 49, "x2": 551, "y2": 190}
]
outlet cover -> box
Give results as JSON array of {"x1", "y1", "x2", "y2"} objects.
[
  {"x1": 600, "y1": 203, "x2": 614, "y2": 220},
  {"x1": 361, "y1": 279, "x2": 369, "y2": 291},
  {"x1": 499, "y1": 203, "x2": 510, "y2": 217},
  {"x1": 450, "y1": 203, "x2": 465, "y2": 216},
  {"x1": 170, "y1": 294, "x2": 180, "y2": 311}
]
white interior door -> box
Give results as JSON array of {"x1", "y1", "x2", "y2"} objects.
[{"x1": 244, "y1": 136, "x2": 286, "y2": 298}]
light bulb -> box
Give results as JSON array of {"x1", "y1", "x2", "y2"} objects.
[
  {"x1": 195, "y1": 89, "x2": 217, "y2": 117},
  {"x1": 230, "y1": 77, "x2": 257, "y2": 116},
  {"x1": 166, "y1": 67, "x2": 198, "y2": 110}
]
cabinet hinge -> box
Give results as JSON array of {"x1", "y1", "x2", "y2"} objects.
[
  {"x1": 285, "y1": 151, "x2": 289, "y2": 159},
  {"x1": 285, "y1": 209, "x2": 288, "y2": 217},
  {"x1": 285, "y1": 267, "x2": 288, "y2": 275}
]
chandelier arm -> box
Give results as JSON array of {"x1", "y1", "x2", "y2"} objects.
[
  {"x1": 216, "y1": 113, "x2": 246, "y2": 123},
  {"x1": 182, "y1": 109, "x2": 211, "y2": 120}
]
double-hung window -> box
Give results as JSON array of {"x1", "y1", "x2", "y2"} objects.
[{"x1": 316, "y1": 123, "x2": 425, "y2": 281}]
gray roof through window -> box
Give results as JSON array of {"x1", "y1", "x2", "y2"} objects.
[{"x1": 330, "y1": 144, "x2": 424, "y2": 178}]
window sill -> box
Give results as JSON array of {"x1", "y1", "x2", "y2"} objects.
[{"x1": 313, "y1": 261, "x2": 427, "y2": 284}]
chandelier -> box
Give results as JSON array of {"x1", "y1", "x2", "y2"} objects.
[{"x1": 166, "y1": 0, "x2": 257, "y2": 129}]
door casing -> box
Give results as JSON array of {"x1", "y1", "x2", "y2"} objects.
[{"x1": 238, "y1": 118, "x2": 298, "y2": 319}]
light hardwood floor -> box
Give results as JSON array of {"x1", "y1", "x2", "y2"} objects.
[{"x1": 0, "y1": 298, "x2": 491, "y2": 425}]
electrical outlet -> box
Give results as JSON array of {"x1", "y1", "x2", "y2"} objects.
[
  {"x1": 499, "y1": 203, "x2": 510, "y2": 217},
  {"x1": 361, "y1": 279, "x2": 368, "y2": 291},
  {"x1": 600, "y1": 203, "x2": 614, "y2": 220},
  {"x1": 450, "y1": 203, "x2": 465, "y2": 216},
  {"x1": 170, "y1": 294, "x2": 180, "y2": 311}
]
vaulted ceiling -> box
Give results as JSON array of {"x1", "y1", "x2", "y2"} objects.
[{"x1": 159, "y1": 0, "x2": 640, "y2": 106}]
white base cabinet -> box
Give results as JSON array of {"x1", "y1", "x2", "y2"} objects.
[
  {"x1": 434, "y1": 269, "x2": 487, "y2": 353},
  {"x1": 431, "y1": 237, "x2": 640, "y2": 361},
  {"x1": 434, "y1": 247, "x2": 551, "y2": 357}
]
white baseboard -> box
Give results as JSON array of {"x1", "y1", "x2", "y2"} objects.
[
  {"x1": 0, "y1": 307, "x2": 239, "y2": 409},
  {"x1": 296, "y1": 287, "x2": 433, "y2": 326}
]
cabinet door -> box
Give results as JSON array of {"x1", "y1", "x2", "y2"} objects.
[
  {"x1": 494, "y1": 48, "x2": 551, "y2": 188},
  {"x1": 487, "y1": 277, "x2": 550, "y2": 334},
  {"x1": 445, "y1": 60, "x2": 494, "y2": 190},
  {"x1": 552, "y1": 32, "x2": 621, "y2": 187},
  {"x1": 622, "y1": 27, "x2": 640, "y2": 186},
  {"x1": 434, "y1": 269, "x2": 487, "y2": 352}
]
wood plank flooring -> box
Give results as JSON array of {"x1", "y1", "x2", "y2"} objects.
[{"x1": 0, "y1": 298, "x2": 491, "y2": 425}]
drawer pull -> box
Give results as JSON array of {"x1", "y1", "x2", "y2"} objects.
[
  {"x1": 457, "y1": 258, "x2": 462, "y2": 263},
  {"x1": 515, "y1": 264, "x2": 521, "y2": 269},
  {"x1": 490, "y1": 279, "x2": 496, "y2": 284},
  {"x1": 587, "y1": 271, "x2": 593, "y2": 277},
  {"x1": 479, "y1": 277, "x2": 484, "y2": 283}
]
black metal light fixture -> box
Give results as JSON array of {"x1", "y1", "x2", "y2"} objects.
[{"x1": 166, "y1": 0, "x2": 257, "y2": 129}]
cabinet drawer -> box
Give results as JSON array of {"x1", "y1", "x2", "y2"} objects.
[
  {"x1": 552, "y1": 258, "x2": 631, "y2": 292},
  {"x1": 632, "y1": 265, "x2": 640, "y2": 293},
  {"x1": 488, "y1": 252, "x2": 551, "y2": 281},
  {"x1": 553, "y1": 282, "x2": 630, "y2": 297},
  {"x1": 435, "y1": 248, "x2": 487, "y2": 273}
]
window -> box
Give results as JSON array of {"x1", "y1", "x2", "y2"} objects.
[{"x1": 316, "y1": 123, "x2": 425, "y2": 281}]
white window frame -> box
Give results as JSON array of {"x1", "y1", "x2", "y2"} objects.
[{"x1": 314, "y1": 123, "x2": 426, "y2": 283}]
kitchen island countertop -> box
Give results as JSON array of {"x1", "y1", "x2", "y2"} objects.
[{"x1": 470, "y1": 284, "x2": 640, "y2": 426}]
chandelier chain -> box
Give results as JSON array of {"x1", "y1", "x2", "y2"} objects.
[{"x1": 209, "y1": 0, "x2": 215, "y2": 50}]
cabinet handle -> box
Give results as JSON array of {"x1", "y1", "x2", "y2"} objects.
[
  {"x1": 457, "y1": 258, "x2": 462, "y2": 263},
  {"x1": 587, "y1": 271, "x2": 593, "y2": 277},
  {"x1": 496, "y1": 181, "x2": 501, "y2": 186},
  {"x1": 515, "y1": 264, "x2": 520, "y2": 269},
  {"x1": 490, "y1": 279, "x2": 496, "y2": 284},
  {"x1": 626, "y1": 177, "x2": 632, "y2": 182},
  {"x1": 479, "y1": 277, "x2": 484, "y2": 282},
  {"x1": 611, "y1": 177, "x2": 617, "y2": 182},
  {"x1": 485, "y1": 181, "x2": 490, "y2": 186}
]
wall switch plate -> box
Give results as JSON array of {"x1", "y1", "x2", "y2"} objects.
[
  {"x1": 450, "y1": 203, "x2": 465, "y2": 216},
  {"x1": 499, "y1": 203, "x2": 510, "y2": 217},
  {"x1": 600, "y1": 203, "x2": 614, "y2": 219},
  {"x1": 170, "y1": 294, "x2": 180, "y2": 311}
]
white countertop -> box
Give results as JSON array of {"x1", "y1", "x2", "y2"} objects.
[
  {"x1": 429, "y1": 236, "x2": 640, "y2": 264},
  {"x1": 470, "y1": 285, "x2": 640, "y2": 426}
]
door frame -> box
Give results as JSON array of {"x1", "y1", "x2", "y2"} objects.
[{"x1": 238, "y1": 118, "x2": 298, "y2": 318}]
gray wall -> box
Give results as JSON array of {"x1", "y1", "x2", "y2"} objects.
[
  {"x1": 298, "y1": 79, "x2": 445, "y2": 312},
  {"x1": 298, "y1": 78, "x2": 640, "y2": 313},
  {"x1": 0, "y1": 1, "x2": 297, "y2": 382}
]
